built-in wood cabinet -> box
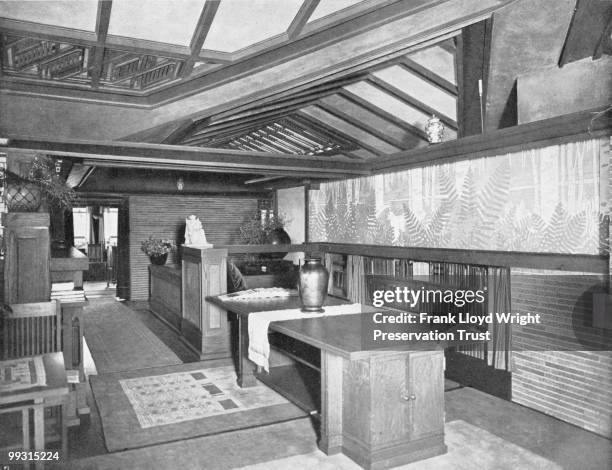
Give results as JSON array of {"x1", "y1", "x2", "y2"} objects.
[
  {"x1": 338, "y1": 350, "x2": 446, "y2": 469},
  {"x1": 181, "y1": 247, "x2": 231, "y2": 360},
  {"x1": 149, "y1": 264, "x2": 182, "y2": 330}
]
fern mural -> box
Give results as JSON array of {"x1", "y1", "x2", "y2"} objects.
[{"x1": 308, "y1": 137, "x2": 605, "y2": 255}]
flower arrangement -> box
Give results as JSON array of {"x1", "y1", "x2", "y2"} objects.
[
  {"x1": 0, "y1": 155, "x2": 76, "y2": 211},
  {"x1": 140, "y1": 237, "x2": 175, "y2": 257}
]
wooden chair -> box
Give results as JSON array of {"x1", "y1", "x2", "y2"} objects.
[
  {"x1": 2, "y1": 301, "x2": 62, "y2": 359},
  {"x1": 1, "y1": 301, "x2": 68, "y2": 455}
]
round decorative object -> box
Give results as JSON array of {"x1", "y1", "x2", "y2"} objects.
[
  {"x1": 4, "y1": 183, "x2": 42, "y2": 212},
  {"x1": 265, "y1": 228, "x2": 291, "y2": 259},
  {"x1": 298, "y1": 258, "x2": 329, "y2": 313},
  {"x1": 149, "y1": 253, "x2": 168, "y2": 265},
  {"x1": 425, "y1": 115, "x2": 445, "y2": 144}
]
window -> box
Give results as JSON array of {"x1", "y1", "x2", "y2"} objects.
[{"x1": 72, "y1": 207, "x2": 89, "y2": 249}]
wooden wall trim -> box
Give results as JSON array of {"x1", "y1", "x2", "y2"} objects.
[
  {"x1": 369, "y1": 107, "x2": 612, "y2": 173},
  {"x1": 219, "y1": 242, "x2": 607, "y2": 273},
  {"x1": 312, "y1": 243, "x2": 608, "y2": 273}
]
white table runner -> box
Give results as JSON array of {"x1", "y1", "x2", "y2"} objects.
[{"x1": 248, "y1": 303, "x2": 362, "y2": 372}]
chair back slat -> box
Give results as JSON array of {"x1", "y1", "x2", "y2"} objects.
[{"x1": 2, "y1": 300, "x2": 62, "y2": 359}]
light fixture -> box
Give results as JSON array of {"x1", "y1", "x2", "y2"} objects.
[
  {"x1": 177, "y1": 177, "x2": 184, "y2": 191},
  {"x1": 55, "y1": 158, "x2": 63, "y2": 174}
]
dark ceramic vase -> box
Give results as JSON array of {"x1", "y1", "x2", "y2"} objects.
[
  {"x1": 265, "y1": 228, "x2": 291, "y2": 259},
  {"x1": 298, "y1": 258, "x2": 329, "y2": 313},
  {"x1": 149, "y1": 253, "x2": 168, "y2": 265}
]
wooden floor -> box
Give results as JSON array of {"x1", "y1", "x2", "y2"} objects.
[{"x1": 4, "y1": 298, "x2": 609, "y2": 469}]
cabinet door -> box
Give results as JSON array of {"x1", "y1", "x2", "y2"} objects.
[{"x1": 407, "y1": 351, "x2": 445, "y2": 439}]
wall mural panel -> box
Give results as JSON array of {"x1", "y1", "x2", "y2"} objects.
[{"x1": 309, "y1": 137, "x2": 608, "y2": 255}]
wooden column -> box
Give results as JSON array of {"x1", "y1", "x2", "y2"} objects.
[
  {"x1": 3, "y1": 212, "x2": 51, "y2": 303},
  {"x1": 181, "y1": 247, "x2": 231, "y2": 359}
]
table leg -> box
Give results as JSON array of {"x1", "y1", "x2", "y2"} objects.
[
  {"x1": 61, "y1": 401, "x2": 68, "y2": 458},
  {"x1": 33, "y1": 405, "x2": 44, "y2": 470},
  {"x1": 237, "y1": 314, "x2": 257, "y2": 388},
  {"x1": 318, "y1": 351, "x2": 343, "y2": 455},
  {"x1": 73, "y1": 271, "x2": 83, "y2": 290},
  {"x1": 22, "y1": 409, "x2": 30, "y2": 451}
]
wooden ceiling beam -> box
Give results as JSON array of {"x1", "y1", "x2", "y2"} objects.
[
  {"x1": 3, "y1": 136, "x2": 370, "y2": 177},
  {"x1": 180, "y1": 0, "x2": 221, "y2": 78},
  {"x1": 559, "y1": 0, "x2": 612, "y2": 65},
  {"x1": 269, "y1": 125, "x2": 322, "y2": 152},
  {"x1": 204, "y1": 73, "x2": 367, "y2": 127},
  {"x1": 366, "y1": 75, "x2": 458, "y2": 130},
  {"x1": 295, "y1": 110, "x2": 387, "y2": 157},
  {"x1": 316, "y1": 100, "x2": 409, "y2": 149},
  {"x1": 181, "y1": 110, "x2": 294, "y2": 143},
  {"x1": 397, "y1": 57, "x2": 458, "y2": 96},
  {"x1": 338, "y1": 89, "x2": 429, "y2": 142},
  {"x1": 252, "y1": 130, "x2": 306, "y2": 154},
  {"x1": 90, "y1": 0, "x2": 113, "y2": 88},
  {"x1": 594, "y1": 14, "x2": 612, "y2": 60},
  {"x1": 288, "y1": 0, "x2": 321, "y2": 39}
]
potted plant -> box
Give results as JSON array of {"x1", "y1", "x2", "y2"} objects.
[
  {"x1": 239, "y1": 210, "x2": 291, "y2": 261},
  {"x1": 141, "y1": 237, "x2": 175, "y2": 265},
  {"x1": 0, "y1": 155, "x2": 75, "y2": 212}
]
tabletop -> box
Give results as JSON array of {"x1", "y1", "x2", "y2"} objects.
[
  {"x1": 0, "y1": 352, "x2": 69, "y2": 405},
  {"x1": 207, "y1": 293, "x2": 447, "y2": 359}
]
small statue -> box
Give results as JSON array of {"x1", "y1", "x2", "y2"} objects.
[{"x1": 184, "y1": 215, "x2": 212, "y2": 248}]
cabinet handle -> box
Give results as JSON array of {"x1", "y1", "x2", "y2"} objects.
[{"x1": 401, "y1": 393, "x2": 416, "y2": 401}]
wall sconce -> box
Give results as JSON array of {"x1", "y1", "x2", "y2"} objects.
[
  {"x1": 55, "y1": 158, "x2": 63, "y2": 174},
  {"x1": 177, "y1": 177, "x2": 184, "y2": 191}
]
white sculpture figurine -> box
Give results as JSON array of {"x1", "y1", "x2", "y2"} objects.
[{"x1": 184, "y1": 215, "x2": 213, "y2": 248}]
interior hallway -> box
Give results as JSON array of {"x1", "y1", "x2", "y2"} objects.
[{"x1": 50, "y1": 298, "x2": 611, "y2": 470}]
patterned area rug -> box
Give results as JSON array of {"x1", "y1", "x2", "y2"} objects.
[
  {"x1": 91, "y1": 361, "x2": 307, "y2": 452},
  {"x1": 120, "y1": 366, "x2": 288, "y2": 429}
]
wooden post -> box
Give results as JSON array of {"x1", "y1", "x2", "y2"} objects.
[{"x1": 3, "y1": 212, "x2": 51, "y2": 303}]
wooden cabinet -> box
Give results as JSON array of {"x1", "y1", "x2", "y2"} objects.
[
  {"x1": 341, "y1": 350, "x2": 446, "y2": 469},
  {"x1": 181, "y1": 247, "x2": 230, "y2": 360},
  {"x1": 149, "y1": 264, "x2": 182, "y2": 331},
  {"x1": 3, "y1": 213, "x2": 50, "y2": 304}
]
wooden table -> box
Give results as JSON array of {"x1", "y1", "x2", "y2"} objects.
[
  {"x1": 0, "y1": 352, "x2": 69, "y2": 468},
  {"x1": 206, "y1": 294, "x2": 447, "y2": 470},
  {"x1": 207, "y1": 293, "x2": 349, "y2": 387}
]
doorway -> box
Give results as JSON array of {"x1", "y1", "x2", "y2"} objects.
[{"x1": 58, "y1": 195, "x2": 130, "y2": 300}]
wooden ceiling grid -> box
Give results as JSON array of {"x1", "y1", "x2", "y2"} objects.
[
  {"x1": 7, "y1": 1, "x2": 608, "y2": 189},
  {"x1": 173, "y1": 43, "x2": 458, "y2": 162},
  {"x1": 0, "y1": 0, "x2": 400, "y2": 94}
]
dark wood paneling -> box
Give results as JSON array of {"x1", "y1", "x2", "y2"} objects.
[{"x1": 128, "y1": 194, "x2": 262, "y2": 299}]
